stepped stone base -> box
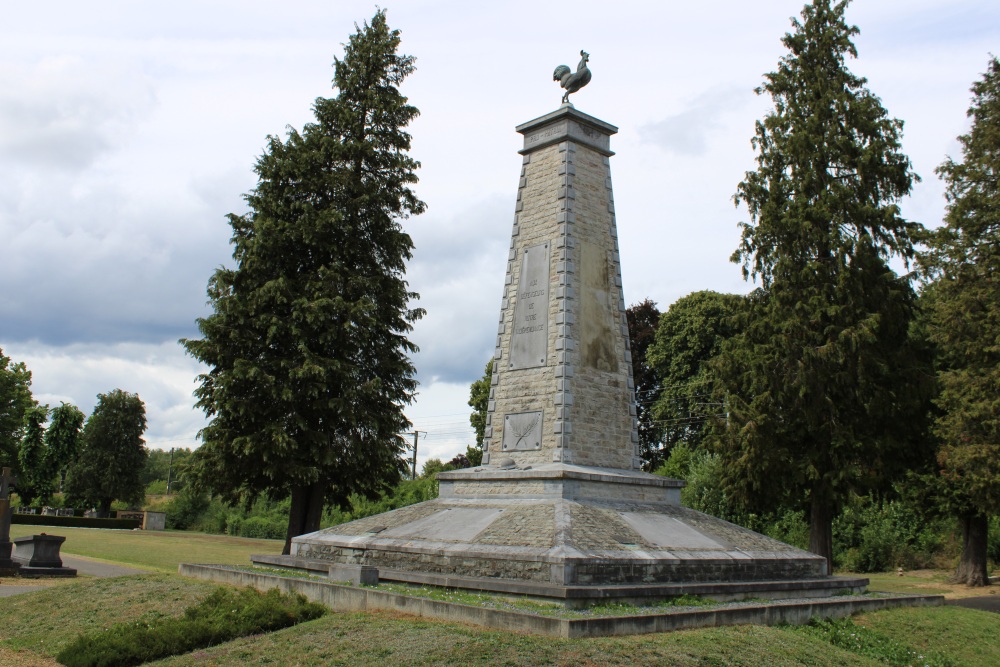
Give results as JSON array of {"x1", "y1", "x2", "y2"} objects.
[{"x1": 286, "y1": 465, "x2": 837, "y2": 604}]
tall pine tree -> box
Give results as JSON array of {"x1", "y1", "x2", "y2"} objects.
[
  {"x1": 626, "y1": 300, "x2": 665, "y2": 470},
  {"x1": 17, "y1": 405, "x2": 55, "y2": 505},
  {"x1": 919, "y1": 57, "x2": 1000, "y2": 586},
  {"x1": 714, "y1": 0, "x2": 931, "y2": 569},
  {"x1": 183, "y1": 11, "x2": 424, "y2": 554}
]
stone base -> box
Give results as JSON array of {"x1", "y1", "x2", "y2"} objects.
[
  {"x1": 289, "y1": 464, "x2": 832, "y2": 603},
  {"x1": 0, "y1": 541, "x2": 20, "y2": 576},
  {"x1": 13, "y1": 534, "x2": 67, "y2": 568}
]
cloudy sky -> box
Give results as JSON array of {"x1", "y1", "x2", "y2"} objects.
[{"x1": 2, "y1": 0, "x2": 996, "y2": 469}]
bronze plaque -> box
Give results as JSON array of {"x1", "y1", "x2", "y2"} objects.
[{"x1": 509, "y1": 242, "x2": 550, "y2": 369}]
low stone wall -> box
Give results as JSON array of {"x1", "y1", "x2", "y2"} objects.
[{"x1": 178, "y1": 564, "x2": 944, "y2": 638}]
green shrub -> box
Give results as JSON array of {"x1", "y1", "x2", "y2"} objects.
[
  {"x1": 163, "y1": 488, "x2": 210, "y2": 530},
  {"x1": 188, "y1": 497, "x2": 232, "y2": 534},
  {"x1": 833, "y1": 496, "x2": 947, "y2": 572},
  {"x1": 762, "y1": 508, "x2": 809, "y2": 550},
  {"x1": 234, "y1": 516, "x2": 286, "y2": 540},
  {"x1": 56, "y1": 586, "x2": 325, "y2": 667},
  {"x1": 145, "y1": 480, "x2": 169, "y2": 495}
]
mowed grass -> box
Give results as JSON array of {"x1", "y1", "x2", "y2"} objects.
[
  {"x1": 1, "y1": 528, "x2": 998, "y2": 666},
  {"x1": 8, "y1": 525, "x2": 283, "y2": 573},
  {"x1": 4, "y1": 576, "x2": 999, "y2": 667},
  {"x1": 857, "y1": 605, "x2": 1000, "y2": 667},
  {"x1": 0, "y1": 575, "x2": 884, "y2": 667}
]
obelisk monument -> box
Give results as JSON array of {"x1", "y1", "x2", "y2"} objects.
[
  {"x1": 282, "y1": 59, "x2": 843, "y2": 602},
  {"x1": 482, "y1": 103, "x2": 638, "y2": 471}
]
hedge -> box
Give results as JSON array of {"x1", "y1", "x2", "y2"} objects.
[{"x1": 11, "y1": 514, "x2": 141, "y2": 530}]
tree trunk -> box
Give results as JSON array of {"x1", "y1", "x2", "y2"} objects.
[
  {"x1": 283, "y1": 482, "x2": 326, "y2": 556},
  {"x1": 808, "y1": 498, "x2": 834, "y2": 575},
  {"x1": 97, "y1": 499, "x2": 112, "y2": 519},
  {"x1": 953, "y1": 513, "x2": 990, "y2": 587}
]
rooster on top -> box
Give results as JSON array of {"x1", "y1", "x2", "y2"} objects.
[{"x1": 553, "y1": 50, "x2": 592, "y2": 105}]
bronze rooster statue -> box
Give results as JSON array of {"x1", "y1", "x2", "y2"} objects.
[{"x1": 553, "y1": 50, "x2": 591, "y2": 105}]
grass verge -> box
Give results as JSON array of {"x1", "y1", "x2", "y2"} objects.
[
  {"x1": 8, "y1": 525, "x2": 282, "y2": 573},
  {"x1": 1, "y1": 574, "x2": 997, "y2": 667}
]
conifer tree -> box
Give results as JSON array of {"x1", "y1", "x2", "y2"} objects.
[
  {"x1": 626, "y1": 300, "x2": 665, "y2": 469},
  {"x1": 17, "y1": 405, "x2": 50, "y2": 505},
  {"x1": 183, "y1": 11, "x2": 424, "y2": 554},
  {"x1": 715, "y1": 0, "x2": 931, "y2": 568},
  {"x1": 919, "y1": 57, "x2": 1000, "y2": 586}
]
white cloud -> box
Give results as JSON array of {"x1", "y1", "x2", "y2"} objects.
[
  {"x1": 5, "y1": 340, "x2": 206, "y2": 452},
  {"x1": 0, "y1": 0, "x2": 997, "y2": 464}
]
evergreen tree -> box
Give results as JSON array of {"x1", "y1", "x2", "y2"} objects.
[
  {"x1": 45, "y1": 402, "x2": 85, "y2": 492},
  {"x1": 65, "y1": 389, "x2": 148, "y2": 515},
  {"x1": 919, "y1": 57, "x2": 1000, "y2": 586},
  {"x1": 17, "y1": 405, "x2": 50, "y2": 505},
  {"x1": 716, "y1": 0, "x2": 931, "y2": 569},
  {"x1": 183, "y1": 10, "x2": 424, "y2": 554},
  {"x1": 626, "y1": 299, "x2": 665, "y2": 469}
]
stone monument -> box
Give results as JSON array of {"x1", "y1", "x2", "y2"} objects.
[
  {"x1": 0, "y1": 467, "x2": 21, "y2": 575},
  {"x1": 263, "y1": 76, "x2": 865, "y2": 605}
]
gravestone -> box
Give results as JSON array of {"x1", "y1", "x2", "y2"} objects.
[
  {"x1": 12, "y1": 533, "x2": 77, "y2": 577},
  {"x1": 262, "y1": 85, "x2": 865, "y2": 606},
  {"x1": 0, "y1": 467, "x2": 21, "y2": 575}
]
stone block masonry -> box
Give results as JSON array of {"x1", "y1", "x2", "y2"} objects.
[
  {"x1": 484, "y1": 106, "x2": 639, "y2": 470},
  {"x1": 279, "y1": 105, "x2": 871, "y2": 609}
]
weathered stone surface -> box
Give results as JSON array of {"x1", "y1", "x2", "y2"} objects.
[{"x1": 286, "y1": 106, "x2": 838, "y2": 601}]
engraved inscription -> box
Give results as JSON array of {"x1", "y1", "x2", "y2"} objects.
[
  {"x1": 502, "y1": 411, "x2": 543, "y2": 451},
  {"x1": 509, "y1": 242, "x2": 550, "y2": 369}
]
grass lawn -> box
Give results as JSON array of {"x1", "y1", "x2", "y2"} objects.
[
  {"x1": 3, "y1": 575, "x2": 999, "y2": 667},
  {"x1": 1, "y1": 529, "x2": 998, "y2": 666},
  {"x1": 8, "y1": 525, "x2": 283, "y2": 573}
]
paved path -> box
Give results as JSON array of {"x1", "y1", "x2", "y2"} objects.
[
  {"x1": 0, "y1": 555, "x2": 148, "y2": 597},
  {"x1": 946, "y1": 595, "x2": 1000, "y2": 614}
]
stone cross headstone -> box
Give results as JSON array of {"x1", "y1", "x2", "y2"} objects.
[
  {"x1": 0, "y1": 467, "x2": 20, "y2": 573},
  {"x1": 0, "y1": 466, "x2": 14, "y2": 539}
]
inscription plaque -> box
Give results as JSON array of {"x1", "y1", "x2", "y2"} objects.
[
  {"x1": 509, "y1": 242, "x2": 550, "y2": 369},
  {"x1": 502, "y1": 411, "x2": 543, "y2": 451}
]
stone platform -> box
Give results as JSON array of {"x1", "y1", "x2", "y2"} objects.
[
  {"x1": 181, "y1": 564, "x2": 939, "y2": 637},
  {"x1": 280, "y1": 463, "x2": 847, "y2": 606}
]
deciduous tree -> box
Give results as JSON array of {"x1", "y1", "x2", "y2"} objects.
[
  {"x1": 716, "y1": 0, "x2": 931, "y2": 569},
  {"x1": 0, "y1": 348, "x2": 35, "y2": 470},
  {"x1": 65, "y1": 389, "x2": 148, "y2": 515},
  {"x1": 183, "y1": 11, "x2": 424, "y2": 554},
  {"x1": 646, "y1": 291, "x2": 743, "y2": 459},
  {"x1": 919, "y1": 57, "x2": 1000, "y2": 586},
  {"x1": 45, "y1": 402, "x2": 85, "y2": 492},
  {"x1": 468, "y1": 359, "x2": 493, "y2": 451}
]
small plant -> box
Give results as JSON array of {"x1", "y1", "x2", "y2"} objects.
[{"x1": 56, "y1": 586, "x2": 325, "y2": 667}]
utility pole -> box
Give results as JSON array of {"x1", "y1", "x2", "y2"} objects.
[
  {"x1": 166, "y1": 447, "x2": 175, "y2": 495},
  {"x1": 404, "y1": 431, "x2": 426, "y2": 479}
]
